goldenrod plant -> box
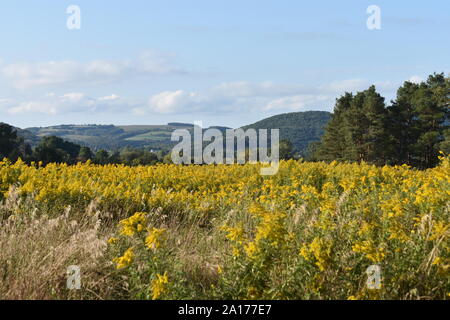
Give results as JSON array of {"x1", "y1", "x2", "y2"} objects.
[{"x1": 0, "y1": 155, "x2": 448, "y2": 299}]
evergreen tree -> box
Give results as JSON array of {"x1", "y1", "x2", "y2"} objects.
[
  {"x1": 386, "y1": 81, "x2": 420, "y2": 165},
  {"x1": 32, "y1": 136, "x2": 81, "y2": 164},
  {"x1": 440, "y1": 128, "x2": 450, "y2": 154},
  {"x1": 0, "y1": 123, "x2": 32, "y2": 161},
  {"x1": 0, "y1": 123, "x2": 17, "y2": 158},
  {"x1": 315, "y1": 74, "x2": 448, "y2": 168},
  {"x1": 342, "y1": 86, "x2": 387, "y2": 163},
  {"x1": 315, "y1": 93, "x2": 353, "y2": 161},
  {"x1": 93, "y1": 149, "x2": 110, "y2": 165},
  {"x1": 412, "y1": 73, "x2": 449, "y2": 168},
  {"x1": 360, "y1": 86, "x2": 388, "y2": 164},
  {"x1": 77, "y1": 146, "x2": 93, "y2": 162}
]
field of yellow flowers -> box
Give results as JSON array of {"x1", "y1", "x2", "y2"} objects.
[{"x1": 0, "y1": 156, "x2": 448, "y2": 300}]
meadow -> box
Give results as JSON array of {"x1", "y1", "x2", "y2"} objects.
[{"x1": 0, "y1": 156, "x2": 448, "y2": 300}]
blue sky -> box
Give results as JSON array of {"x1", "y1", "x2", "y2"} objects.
[{"x1": 0, "y1": 0, "x2": 449, "y2": 128}]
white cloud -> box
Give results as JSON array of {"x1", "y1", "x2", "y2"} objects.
[
  {"x1": 148, "y1": 90, "x2": 188, "y2": 113},
  {"x1": 323, "y1": 79, "x2": 369, "y2": 93},
  {"x1": 147, "y1": 90, "x2": 207, "y2": 114},
  {"x1": 9, "y1": 101, "x2": 60, "y2": 115},
  {"x1": 0, "y1": 51, "x2": 183, "y2": 89},
  {"x1": 263, "y1": 95, "x2": 330, "y2": 111},
  {"x1": 1, "y1": 76, "x2": 407, "y2": 117},
  {"x1": 212, "y1": 81, "x2": 305, "y2": 97},
  {"x1": 144, "y1": 78, "x2": 385, "y2": 115},
  {"x1": 4, "y1": 93, "x2": 132, "y2": 115},
  {"x1": 61, "y1": 92, "x2": 85, "y2": 102},
  {"x1": 98, "y1": 94, "x2": 120, "y2": 101},
  {"x1": 408, "y1": 75, "x2": 423, "y2": 84},
  {"x1": 0, "y1": 98, "x2": 13, "y2": 105}
]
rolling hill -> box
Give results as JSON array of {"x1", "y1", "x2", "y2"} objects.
[
  {"x1": 23, "y1": 111, "x2": 332, "y2": 154},
  {"x1": 242, "y1": 111, "x2": 332, "y2": 154}
]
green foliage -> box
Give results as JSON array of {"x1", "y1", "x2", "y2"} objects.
[
  {"x1": 77, "y1": 146, "x2": 93, "y2": 163},
  {"x1": 119, "y1": 148, "x2": 159, "y2": 166},
  {"x1": 279, "y1": 139, "x2": 295, "y2": 160},
  {"x1": 243, "y1": 111, "x2": 332, "y2": 156},
  {"x1": 20, "y1": 113, "x2": 331, "y2": 160},
  {"x1": 26, "y1": 124, "x2": 193, "y2": 151},
  {"x1": 315, "y1": 73, "x2": 449, "y2": 168},
  {"x1": 313, "y1": 93, "x2": 352, "y2": 161},
  {"x1": 2, "y1": 124, "x2": 164, "y2": 166},
  {"x1": 32, "y1": 136, "x2": 82, "y2": 164},
  {"x1": 0, "y1": 123, "x2": 32, "y2": 161},
  {"x1": 93, "y1": 149, "x2": 110, "y2": 165}
]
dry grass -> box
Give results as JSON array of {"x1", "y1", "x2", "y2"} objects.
[
  {"x1": 0, "y1": 192, "x2": 115, "y2": 299},
  {"x1": 0, "y1": 191, "x2": 226, "y2": 300}
]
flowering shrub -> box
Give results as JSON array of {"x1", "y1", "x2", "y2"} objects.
[
  {"x1": 0, "y1": 155, "x2": 448, "y2": 299},
  {"x1": 108, "y1": 212, "x2": 172, "y2": 299}
]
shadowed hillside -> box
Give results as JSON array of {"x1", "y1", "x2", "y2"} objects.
[
  {"x1": 242, "y1": 111, "x2": 332, "y2": 155},
  {"x1": 24, "y1": 112, "x2": 331, "y2": 153}
]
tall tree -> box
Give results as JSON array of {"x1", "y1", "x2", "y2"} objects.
[
  {"x1": 343, "y1": 86, "x2": 387, "y2": 163},
  {"x1": 386, "y1": 81, "x2": 420, "y2": 165},
  {"x1": 0, "y1": 123, "x2": 31, "y2": 161},
  {"x1": 361, "y1": 85, "x2": 389, "y2": 164},
  {"x1": 0, "y1": 123, "x2": 20, "y2": 159},
  {"x1": 77, "y1": 146, "x2": 93, "y2": 162},
  {"x1": 33, "y1": 136, "x2": 81, "y2": 164},
  {"x1": 93, "y1": 149, "x2": 110, "y2": 165},
  {"x1": 414, "y1": 73, "x2": 449, "y2": 168},
  {"x1": 315, "y1": 93, "x2": 353, "y2": 161}
]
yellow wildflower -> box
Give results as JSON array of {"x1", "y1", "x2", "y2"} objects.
[
  {"x1": 151, "y1": 272, "x2": 169, "y2": 300},
  {"x1": 352, "y1": 241, "x2": 386, "y2": 263},
  {"x1": 145, "y1": 227, "x2": 167, "y2": 250},
  {"x1": 119, "y1": 212, "x2": 147, "y2": 236},
  {"x1": 107, "y1": 237, "x2": 118, "y2": 245},
  {"x1": 113, "y1": 247, "x2": 134, "y2": 269},
  {"x1": 300, "y1": 237, "x2": 332, "y2": 271}
]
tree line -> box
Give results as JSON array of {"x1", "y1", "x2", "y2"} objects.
[
  {"x1": 0, "y1": 126, "x2": 169, "y2": 166},
  {"x1": 1, "y1": 122, "x2": 297, "y2": 166},
  {"x1": 311, "y1": 73, "x2": 449, "y2": 168}
]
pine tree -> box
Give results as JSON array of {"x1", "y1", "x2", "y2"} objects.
[
  {"x1": 360, "y1": 86, "x2": 388, "y2": 164},
  {"x1": 343, "y1": 87, "x2": 387, "y2": 163},
  {"x1": 386, "y1": 81, "x2": 420, "y2": 165},
  {"x1": 310, "y1": 73, "x2": 448, "y2": 168},
  {"x1": 315, "y1": 92, "x2": 353, "y2": 161},
  {"x1": 411, "y1": 73, "x2": 448, "y2": 168}
]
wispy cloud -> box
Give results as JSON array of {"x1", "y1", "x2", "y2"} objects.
[
  {"x1": 140, "y1": 78, "x2": 395, "y2": 115},
  {"x1": 0, "y1": 51, "x2": 185, "y2": 89},
  {"x1": 0, "y1": 77, "x2": 406, "y2": 117},
  {"x1": 407, "y1": 75, "x2": 423, "y2": 84},
  {"x1": 5, "y1": 92, "x2": 132, "y2": 115}
]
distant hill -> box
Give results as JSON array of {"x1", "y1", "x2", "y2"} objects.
[
  {"x1": 242, "y1": 111, "x2": 332, "y2": 154},
  {"x1": 167, "y1": 122, "x2": 195, "y2": 127},
  {"x1": 11, "y1": 126, "x2": 40, "y2": 147},
  {"x1": 24, "y1": 111, "x2": 331, "y2": 153},
  {"x1": 25, "y1": 124, "x2": 193, "y2": 151}
]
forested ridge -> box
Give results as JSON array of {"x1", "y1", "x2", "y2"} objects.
[{"x1": 313, "y1": 73, "x2": 449, "y2": 168}]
